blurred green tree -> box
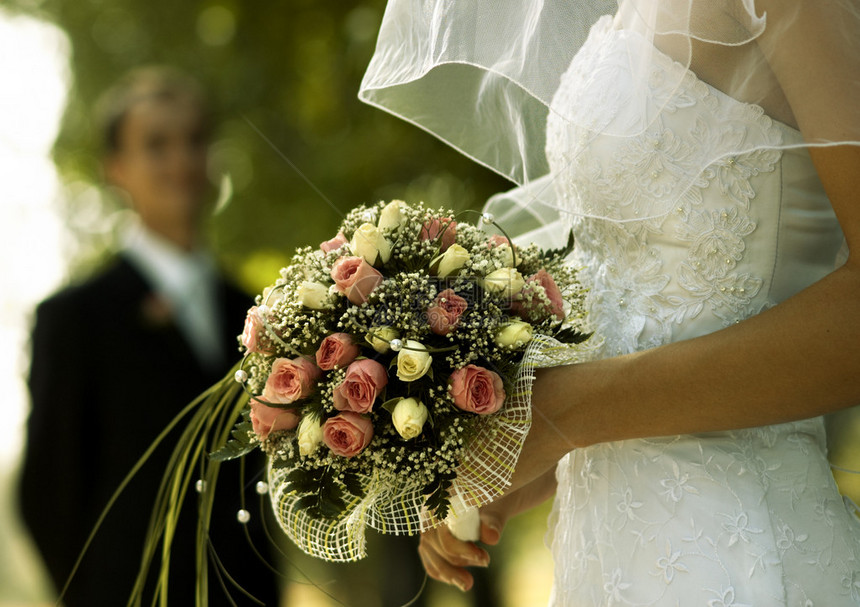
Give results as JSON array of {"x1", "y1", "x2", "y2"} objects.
[{"x1": 5, "y1": 0, "x2": 509, "y2": 294}]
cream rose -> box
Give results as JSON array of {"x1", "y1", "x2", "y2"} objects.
[
  {"x1": 488, "y1": 234, "x2": 516, "y2": 267},
  {"x1": 391, "y1": 397, "x2": 428, "y2": 440},
  {"x1": 496, "y1": 244, "x2": 515, "y2": 268},
  {"x1": 435, "y1": 244, "x2": 470, "y2": 277},
  {"x1": 482, "y1": 267, "x2": 526, "y2": 300},
  {"x1": 365, "y1": 326, "x2": 399, "y2": 353},
  {"x1": 495, "y1": 320, "x2": 533, "y2": 349},
  {"x1": 296, "y1": 281, "x2": 330, "y2": 309},
  {"x1": 297, "y1": 415, "x2": 323, "y2": 456},
  {"x1": 350, "y1": 222, "x2": 392, "y2": 265},
  {"x1": 261, "y1": 284, "x2": 286, "y2": 308},
  {"x1": 396, "y1": 340, "x2": 433, "y2": 382},
  {"x1": 377, "y1": 200, "x2": 404, "y2": 232}
]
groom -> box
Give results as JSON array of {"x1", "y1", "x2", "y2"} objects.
[{"x1": 18, "y1": 67, "x2": 280, "y2": 605}]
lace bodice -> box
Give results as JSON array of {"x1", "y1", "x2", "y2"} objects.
[
  {"x1": 545, "y1": 16, "x2": 860, "y2": 607},
  {"x1": 547, "y1": 17, "x2": 844, "y2": 356}
]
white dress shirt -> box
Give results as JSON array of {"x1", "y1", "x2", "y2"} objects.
[{"x1": 122, "y1": 221, "x2": 225, "y2": 371}]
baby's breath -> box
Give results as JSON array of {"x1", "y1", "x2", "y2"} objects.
[{"x1": 231, "y1": 199, "x2": 589, "y2": 528}]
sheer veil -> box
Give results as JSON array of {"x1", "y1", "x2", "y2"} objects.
[{"x1": 359, "y1": 0, "x2": 860, "y2": 244}]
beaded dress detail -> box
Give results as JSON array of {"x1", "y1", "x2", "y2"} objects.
[{"x1": 545, "y1": 16, "x2": 860, "y2": 606}]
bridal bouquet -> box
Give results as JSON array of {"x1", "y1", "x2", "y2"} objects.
[{"x1": 211, "y1": 200, "x2": 590, "y2": 562}]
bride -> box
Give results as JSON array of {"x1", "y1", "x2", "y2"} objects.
[{"x1": 360, "y1": 0, "x2": 860, "y2": 604}]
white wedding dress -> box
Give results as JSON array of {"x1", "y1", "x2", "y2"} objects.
[
  {"x1": 359, "y1": 1, "x2": 860, "y2": 603},
  {"x1": 545, "y1": 16, "x2": 860, "y2": 606}
]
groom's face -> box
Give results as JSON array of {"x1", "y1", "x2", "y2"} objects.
[{"x1": 107, "y1": 94, "x2": 211, "y2": 240}]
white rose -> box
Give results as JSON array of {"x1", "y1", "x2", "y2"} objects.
[
  {"x1": 261, "y1": 284, "x2": 286, "y2": 307},
  {"x1": 391, "y1": 397, "x2": 428, "y2": 440},
  {"x1": 483, "y1": 268, "x2": 526, "y2": 299},
  {"x1": 297, "y1": 416, "x2": 323, "y2": 456},
  {"x1": 495, "y1": 320, "x2": 533, "y2": 348},
  {"x1": 365, "y1": 326, "x2": 399, "y2": 353},
  {"x1": 495, "y1": 243, "x2": 515, "y2": 267},
  {"x1": 377, "y1": 200, "x2": 405, "y2": 232},
  {"x1": 351, "y1": 222, "x2": 392, "y2": 265},
  {"x1": 435, "y1": 243, "x2": 470, "y2": 277},
  {"x1": 396, "y1": 340, "x2": 433, "y2": 382},
  {"x1": 296, "y1": 281, "x2": 330, "y2": 309}
]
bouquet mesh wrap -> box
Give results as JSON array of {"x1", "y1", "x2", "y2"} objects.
[{"x1": 268, "y1": 333, "x2": 598, "y2": 562}]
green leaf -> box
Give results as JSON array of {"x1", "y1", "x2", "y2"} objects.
[
  {"x1": 318, "y1": 495, "x2": 346, "y2": 518},
  {"x1": 381, "y1": 397, "x2": 403, "y2": 415},
  {"x1": 270, "y1": 456, "x2": 293, "y2": 470},
  {"x1": 231, "y1": 420, "x2": 254, "y2": 441},
  {"x1": 283, "y1": 467, "x2": 321, "y2": 494},
  {"x1": 209, "y1": 439, "x2": 257, "y2": 462},
  {"x1": 541, "y1": 230, "x2": 575, "y2": 261},
  {"x1": 553, "y1": 327, "x2": 592, "y2": 345},
  {"x1": 320, "y1": 474, "x2": 344, "y2": 500},
  {"x1": 341, "y1": 472, "x2": 365, "y2": 498},
  {"x1": 210, "y1": 417, "x2": 257, "y2": 461},
  {"x1": 295, "y1": 494, "x2": 317, "y2": 512},
  {"x1": 422, "y1": 476, "x2": 453, "y2": 520}
]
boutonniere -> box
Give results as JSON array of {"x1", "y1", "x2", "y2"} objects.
[{"x1": 140, "y1": 293, "x2": 174, "y2": 328}]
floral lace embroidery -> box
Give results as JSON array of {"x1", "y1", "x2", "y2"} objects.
[
  {"x1": 544, "y1": 16, "x2": 860, "y2": 607},
  {"x1": 547, "y1": 18, "x2": 785, "y2": 353}
]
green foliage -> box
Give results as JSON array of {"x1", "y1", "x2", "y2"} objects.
[
  {"x1": 6, "y1": 0, "x2": 510, "y2": 293},
  {"x1": 209, "y1": 416, "x2": 256, "y2": 461},
  {"x1": 553, "y1": 326, "x2": 592, "y2": 346},
  {"x1": 283, "y1": 465, "x2": 365, "y2": 520},
  {"x1": 421, "y1": 472, "x2": 455, "y2": 520},
  {"x1": 541, "y1": 230, "x2": 576, "y2": 262}
]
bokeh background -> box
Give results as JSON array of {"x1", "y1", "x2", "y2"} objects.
[
  {"x1": 1, "y1": 1, "x2": 859, "y2": 606},
  {"x1": 0, "y1": 1, "x2": 551, "y2": 606}
]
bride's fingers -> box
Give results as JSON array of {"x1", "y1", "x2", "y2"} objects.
[
  {"x1": 479, "y1": 497, "x2": 515, "y2": 545},
  {"x1": 417, "y1": 537, "x2": 474, "y2": 591},
  {"x1": 432, "y1": 525, "x2": 490, "y2": 567},
  {"x1": 479, "y1": 516, "x2": 503, "y2": 545}
]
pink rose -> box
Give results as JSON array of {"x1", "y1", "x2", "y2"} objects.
[
  {"x1": 333, "y1": 358, "x2": 389, "y2": 413},
  {"x1": 315, "y1": 333, "x2": 360, "y2": 371},
  {"x1": 241, "y1": 306, "x2": 273, "y2": 355},
  {"x1": 262, "y1": 356, "x2": 322, "y2": 404},
  {"x1": 331, "y1": 256, "x2": 384, "y2": 305},
  {"x1": 487, "y1": 234, "x2": 509, "y2": 248},
  {"x1": 420, "y1": 217, "x2": 457, "y2": 251},
  {"x1": 512, "y1": 269, "x2": 565, "y2": 321},
  {"x1": 320, "y1": 231, "x2": 348, "y2": 254},
  {"x1": 426, "y1": 289, "x2": 468, "y2": 336},
  {"x1": 448, "y1": 364, "x2": 506, "y2": 415},
  {"x1": 249, "y1": 398, "x2": 300, "y2": 440},
  {"x1": 323, "y1": 412, "x2": 374, "y2": 457}
]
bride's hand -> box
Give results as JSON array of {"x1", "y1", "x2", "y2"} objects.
[
  {"x1": 417, "y1": 469, "x2": 557, "y2": 591},
  {"x1": 417, "y1": 514, "x2": 496, "y2": 592},
  {"x1": 418, "y1": 500, "x2": 515, "y2": 592}
]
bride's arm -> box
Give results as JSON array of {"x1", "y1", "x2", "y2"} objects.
[{"x1": 508, "y1": 0, "x2": 860, "y2": 494}]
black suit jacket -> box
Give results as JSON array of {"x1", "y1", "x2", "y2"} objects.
[{"x1": 19, "y1": 255, "x2": 280, "y2": 606}]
